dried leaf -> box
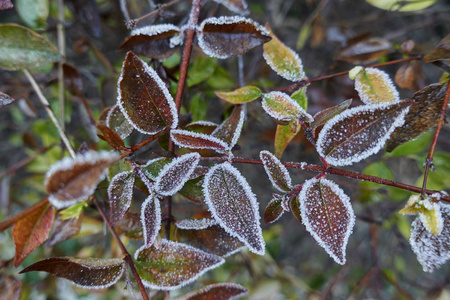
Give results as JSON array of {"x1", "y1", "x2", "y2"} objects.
[
  {"x1": 260, "y1": 150, "x2": 292, "y2": 192},
  {"x1": 45, "y1": 151, "x2": 119, "y2": 208},
  {"x1": 63, "y1": 64, "x2": 83, "y2": 95},
  {"x1": 386, "y1": 83, "x2": 447, "y2": 152},
  {"x1": 46, "y1": 215, "x2": 82, "y2": 247},
  {"x1": 424, "y1": 35, "x2": 450, "y2": 63},
  {"x1": 335, "y1": 37, "x2": 391, "y2": 64},
  {"x1": 141, "y1": 194, "x2": 161, "y2": 247},
  {"x1": 198, "y1": 16, "x2": 271, "y2": 59},
  {"x1": 118, "y1": 51, "x2": 178, "y2": 135},
  {"x1": 366, "y1": 0, "x2": 436, "y2": 12},
  {"x1": 108, "y1": 171, "x2": 135, "y2": 226},
  {"x1": 211, "y1": 0, "x2": 248, "y2": 15},
  {"x1": 262, "y1": 91, "x2": 313, "y2": 124},
  {"x1": 20, "y1": 257, "x2": 125, "y2": 289},
  {"x1": 134, "y1": 239, "x2": 225, "y2": 290},
  {"x1": 395, "y1": 62, "x2": 415, "y2": 89},
  {"x1": 171, "y1": 129, "x2": 228, "y2": 151},
  {"x1": 354, "y1": 68, "x2": 400, "y2": 104},
  {"x1": 0, "y1": 0, "x2": 13, "y2": 9},
  {"x1": 106, "y1": 104, "x2": 133, "y2": 139},
  {"x1": 215, "y1": 86, "x2": 262, "y2": 104},
  {"x1": 0, "y1": 24, "x2": 61, "y2": 71},
  {"x1": 13, "y1": 201, "x2": 54, "y2": 267},
  {"x1": 0, "y1": 91, "x2": 15, "y2": 107},
  {"x1": 97, "y1": 124, "x2": 126, "y2": 150},
  {"x1": 0, "y1": 275, "x2": 21, "y2": 300},
  {"x1": 263, "y1": 26, "x2": 306, "y2": 82},
  {"x1": 184, "y1": 282, "x2": 248, "y2": 300},
  {"x1": 211, "y1": 105, "x2": 245, "y2": 150},
  {"x1": 115, "y1": 212, "x2": 143, "y2": 239},
  {"x1": 203, "y1": 163, "x2": 265, "y2": 255},
  {"x1": 316, "y1": 101, "x2": 411, "y2": 166},
  {"x1": 264, "y1": 195, "x2": 285, "y2": 224},
  {"x1": 312, "y1": 99, "x2": 352, "y2": 131},
  {"x1": 299, "y1": 178, "x2": 355, "y2": 264}
]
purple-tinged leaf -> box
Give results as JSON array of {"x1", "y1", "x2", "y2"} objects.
[
  {"x1": 334, "y1": 37, "x2": 391, "y2": 64},
  {"x1": 154, "y1": 153, "x2": 201, "y2": 196},
  {"x1": 410, "y1": 203, "x2": 450, "y2": 272},
  {"x1": 134, "y1": 239, "x2": 225, "y2": 290},
  {"x1": 118, "y1": 52, "x2": 178, "y2": 135},
  {"x1": 97, "y1": 124, "x2": 126, "y2": 150},
  {"x1": 0, "y1": 0, "x2": 13, "y2": 9},
  {"x1": 260, "y1": 150, "x2": 292, "y2": 192},
  {"x1": 0, "y1": 91, "x2": 15, "y2": 107},
  {"x1": 262, "y1": 91, "x2": 313, "y2": 124},
  {"x1": 198, "y1": 16, "x2": 271, "y2": 59},
  {"x1": 215, "y1": 86, "x2": 262, "y2": 104},
  {"x1": 106, "y1": 104, "x2": 133, "y2": 139},
  {"x1": 108, "y1": 171, "x2": 135, "y2": 226},
  {"x1": 176, "y1": 218, "x2": 218, "y2": 230},
  {"x1": 171, "y1": 129, "x2": 228, "y2": 151},
  {"x1": 354, "y1": 68, "x2": 400, "y2": 105},
  {"x1": 45, "y1": 151, "x2": 119, "y2": 208},
  {"x1": 299, "y1": 178, "x2": 355, "y2": 264},
  {"x1": 290, "y1": 195, "x2": 302, "y2": 222},
  {"x1": 46, "y1": 215, "x2": 82, "y2": 248},
  {"x1": 115, "y1": 212, "x2": 143, "y2": 240},
  {"x1": 203, "y1": 163, "x2": 265, "y2": 255},
  {"x1": 141, "y1": 194, "x2": 161, "y2": 247},
  {"x1": 264, "y1": 195, "x2": 285, "y2": 224},
  {"x1": 211, "y1": 105, "x2": 245, "y2": 150},
  {"x1": 13, "y1": 201, "x2": 54, "y2": 267},
  {"x1": 184, "y1": 282, "x2": 248, "y2": 300},
  {"x1": 190, "y1": 166, "x2": 209, "y2": 180},
  {"x1": 424, "y1": 34, "x2": 450, "y2": 63},
  {"x1": 211, "y1": 0, "x2": 249, "y2": 15},
  {"x1": 20, "y1": 257, "x2": 125, "y2": 289},
  {"x1": 312, "y1": 99, "x2": 352, "y2": 131},
  {"x1": 316, "y1": 101, "x2": 411, "y2": 166},
  {"x1": 0, "y1": 274, "x2": 21, "y2": 300}
]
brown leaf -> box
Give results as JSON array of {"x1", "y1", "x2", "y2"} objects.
[
  {"x1": 171, "y1": 129, "x2": 228, "y2": 151},
  {"x1": 63, "y1": 64, "x2": 83, "y2": 95},
  {"x1": 260, "y1": 150, "x2": 292, "y2": 192},
  {"x1": 108, "y1": 171, "x2": 135, "y2": 226},
  {"x1": 0, "y1": 0, "x2": 13, "y2": 9},
  {"x1": 395, "y1": 62, "x2": 416, "y2": 90},
  {"x1": 312, "y1": 99, "x2": 352, "y2": 131},
  {"x1": 211, "y1": 105, "x2": 245, "y2": 149},
  {"x1": 264, "y1": 194, "x2": 285, "y2": 224},
  {"x1": 386, "y1": 83, "x2": 447, "y2": 152},
  {"x1": 141, "y1": 195, "x2": 161, "y2": 247},
  {"x1": 290, "y1": 195, "x2": 302, "y2": 222},
  {"x1": 335, "y1": 37, "x2": 391, "y2": 64},
  {"x1": 0, "y1": 91, "x2": 15, "y2": 107},
  {"x1": 97, "y1": 124, "x2": 126, "y2": 150},
  {"x1": 423, "y1": 35, "x2": 450, "y2": 63},
  {"x1": 184, "y1": 283, "x2": 248, "y2": 300},
  {"x1": 46, "y1": 215, "x2": 82, "y2": 248},
  {"x1": 0, "y1": 275, "x2": 21, "y2": 300},
  {"x1": 13, "y1": 201, "x2": 54, "y2": 267},
  {"x1": 115, "y1": 212, "x2": 143, "y2": 239}
]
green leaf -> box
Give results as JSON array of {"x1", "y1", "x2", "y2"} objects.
[
  {"x1": 0, "y1": 24, "x2": 61, "y2": 71},
  {"x1": 366, "y1": 0, "x2": 436, "y2": 12},
  {"x1": 360, "y1": 161, "x2": 394, "y2": 203},
  {"x1": 354, "y1": 68, "x2": 399, "y2": 104},
  {"x1": 59, "y1": 202, "x2": 88, "y2": 220},
  {"x1": 187, "y1": 56, "x2": 217, "y2": 87},
  {"x1": 16, "y1": 0, "x2": 49, "y2": 29},
  {"x1": 385, "y1": 130, "x2": 433, "y2": 157},
  {"x1": 189, "y1": 93, "x2": 208, "y2": 122},
  {"x1": 215, "y1": 86, "x2": 262, "y2": 104}
]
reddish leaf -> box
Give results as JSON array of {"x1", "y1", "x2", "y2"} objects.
[
  {"x1": 106, "y1": 104, "x2": 133, "y2": 139},
  {"x1": 63, "y1": 64, "x2": 83, "y2": 95},
  {"x1": 386, "y1": 83, "x2": 447, "y2": 152},
  {"x1": 108, "y1": 171, "x2": 135, "y2": 225},
  {"x1": 423, "y1": 34, "x2": 450, "y2": 63},
  {"x1": 0, "y1": 0, "x2": 13, "y2": 9},
  {"x1": 20, "y1": 257, "x2": 125, "y2": 288},
  {"x1": 312, "y1": 99, "x2": 352, "y2": 131},
  {"x1": 290, "y1": 195, "x2": 302, "y2": 222},
  {"x1": 316, "y1": 101, "x2": 411, "y2": 166},
  {"x1": 46, "y1": 215, "x2": 82, "y2": 247},
  {"x1": 134, "y1": 239, "x2": 225, "y2": 290},
  {"x1": 335, "y1": 37, "x2": 391, "y2": 64},
  {"x1": 354, "y1": 68, "x2": 400, "y2": 104},
  {"x1": 119, "y1": 24, "x2": 182, "y2": 60},
  {"x1": 0, "y1": 91, "x2": 15, "y2": 107},
  {"x1": 115, "y1": 212, "x2": 144, "y2": 240},
  {"x1": 171, "y1": 129, "x2": 228, "y2": 151},
  {"x1": 141, "y1": 194, "x2": 161, "y2": 247},
  {"x1": 203, "y1": 163, "x2": 265, "y2": 255},
  {"x1": 118, "y1": 52, "x2": 178, "y2": 135},
  {"x1": 264, "y1": 194, "x2": 285, "y2": 224},
  {"x1": 198, "y1": 16, "x2": 271, "y2": 59},
  {"x1": 299, "y1": 178, "x2": 355, "y2": 264},
  {"x1": 211, "y1": 105, "x2": 245, "y2": 150},
  {"x1": 211, "y1": 0, "x2": 248, "y2": 15},
  {"x1": 215, "y1": 86, "x2": 262, "y2": 104},
  {"x1": 184, "y1": 283, "x2": 248, "y2": 300},
  {"x1": 260, "y1": 150, "x2": 292, "y2": 192},
  {"x1": 45, "y1": 151, "x2": 119, "y2": 208},
  {"x1": 13, "y1": 201, "x2": 54, "y2": 267},
  {"x1": 97, "y1": 124, "x2": 126, "y2": 150}
]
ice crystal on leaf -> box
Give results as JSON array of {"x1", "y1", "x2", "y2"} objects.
[
  {"x1": 399, "y1": 194, "x2": 443, "y2": 236},
  {"x1": 260, "y1": 150, "x2": 292, "y2": 192},
  {"x1": 264, "y1": 194, "x2": 286, "y2": 224},
  {"x1": 45, "y1": 151, "x2": 119, "y2": 209},
  {"x1": 354, "y1": 68, "x2": 400, "y2": 105},
  {"x1": 316, "y1": 101, "x2": 411, "y2": 166},
  {"x1": 142, "y1": 157, "x2": 172, "y2": 179},
  {"x1": 203, "y1": 163, "x2": 265, "y2": 255},
  {"x1": 171, "y1": 129, "x2": 228, "y2": 151},
  {"x1": 154, "y1": 153, "x2": 201, "y2": 196},
  {"x1": 176, "y1": 218, "x2": 218, "y2": 230},
  {"x1": 211, "y1": 105, "x2": 245, "y2": 150},
  {"x1": 184, "y1": 282, "x2": 248, "y2": 300},
  {"x1": 299, "y1": 178, "x2": 355, "y2": 264},
  {"x1": 262, "y1": 91, "x2": 313, "y2": 124},
  {"x1": 141, "y1": 194, "x2": 162, "y2": 248},
  {"x1": 134, "y1": 239, "x2": 225, "y2": 290},
  {"x1": 130, "y1": 24, "x2": 180, "y2": 37},
  {"x1": 108, "y1": 171, "x2": 135, "y2": 226}
]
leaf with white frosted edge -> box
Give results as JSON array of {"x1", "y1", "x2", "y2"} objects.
[
  {"x1": 399, "y1": 194, "x2": 443, "y2": 236},
  {"x1": 264, "y1": 195, "x2": 285, "y2": 224},
  {"x1": 20, "y1": 257, "x2": 125, "y2": 289},
  {"x1": 260, "y1": 150, "x2": 292, "y2": 192},
  {"x1": 141, "y1": 194, "x2": 162, "y2": 248},
  {"x1": 171, "y1": 129, "x2": 228, "y2": 151},
  {"x1": 409, "y1": 204, "x2": 450, "y2": 272},
  {"x1": 211, "y1": 105, "x2": 245, "y2": 150},
  {"x1": 263, "y1": 25, "x2": 306, "y2": 82},
  {"x1": 176, "y1": 218, "x2": 218, "y2": 230},
  {"x1": 141, "y1": 157, "x2": 172, "y2": 180},
  {"x1": 118, "y1": 51, "x2": 178, "y2": 135},
  {"x1": 316, "y1": 101, "x2": 412, "y2": 166},
  {"x1": 262, "y1": 91, "x2": 313, "y2": 124},
  {"x1": 312, "y1": 99, "x2": 352, "y2": 131},
  {"x1": 215, "y1": 86, "x2": 262, "y2": 104},
  {"x1": 45, "y1": 151, "x2": 120, "y2": 209},
  {"x1": 106, "y1": 104, "x2": 133, "y2": 139},
  {"x1": 299, "y1": 178, "x2": 355, "y2": 264},
  {"x1": 211, "y1": 0, "x2": 249, "y2": 15},
  {"x1": 0, "y1": 91, "x2": 15, "y2": 107},
  {"x1": 197, "y1": 16, "x2": 271, "y2": 59},
  {"x1": 203, "y1": 163, "x2": 265, "y2": 255},
  {"x1": 179, "y1": 177, "x2": 206, "y2": 205},
  {"x1": 134, "y1": 239, "x2": 225, "y2": 290},
  {"x1": 108, "y1": 171, "x2": 135, "y2": 226},
  {"x1": 354, "y1": 68, "x2": 400, "y2": 105},
  {"x1": 183, "y1": 282, "x2": 248, "y2": 300},
  {"x1": 290, "y1": 195, "x2": 302, "y2": 222}
]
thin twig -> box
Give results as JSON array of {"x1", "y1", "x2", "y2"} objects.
[{"x1": 57, "y1": 0, "x2": 66, "y2": 131}]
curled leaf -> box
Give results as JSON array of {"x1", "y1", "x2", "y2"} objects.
[
  {"x1": 312, "y1": 99, "x2": 352, "y2": 131},
  {"x1": 171, "y1": 129, "x2": 228, "y2": 151},
  {"x1": 108, "y1": 171, "x2": 135, "y2": 226},
  {"x1": 215, "y1": 86, "x2": 262, "y2": 104},
  {"x1": 141, "y1": 194, "x2": 162, "y2": 247},
  {"x1": 260, "y1": 150, "x2": 292, "y2": 192},
  {"x1": 354, "y1": 68, "x2": 400, "y2": 104},
  {"x1": 184, "y1": 283, "x2": 248, "y2": 300},
  {"x1": 264, "y1": 194, "x2": 285, "y2": 224},
  {"x1": 399, "y1": 194, "x2": 443, "y2": 236},
  {"x1": 211, "y1": 105, "x2": 245, "y2": 150}
]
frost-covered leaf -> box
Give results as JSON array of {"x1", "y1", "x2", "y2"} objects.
[
  {"x1": 106, "y1": 104, "x2": 133, "y2": 139},
  {"x1": 115, "y1": 212, "x2": 143, "y2": 239},
  {"x1": 134, "y1": 239, "x2": 225, "y2": 290},
  {"x1": 183, "y1": 282, "x2": 248, "y2": 300},
  {"x1": 263, "y1": 26, "x2": 306, "y2": 82},
  {"x1": 203, "y1": 163, "x2": 265, "y2": 255},
  {"x1": 215, "y1": 86, "x2": 262, "y2": 104},
  {"x1": 262, "y1": 91, "x2": 313, "y2": 124},
  {"x1": 260, "y1": 150, "x2": 292, "y2": 192},
  {"x1": 211, "y1": 0, "x2": 249, "y2": 15},
  {"x1": 0, "y1": 24, "x2": 61, "y2": 71},
  {"x1": 46, "y1": 215, "x2": 82, "y2": 248},
  {"x1": 409, "y1": 204, "x2": 450, "y2": 272},
  {"x1": 316, "y1": 101, "x2": 411, "y2": 166},
  {"x1": 176, "y1": 218, "x2": 218, "y2": 230},
  {"x1": 177, "y1": 224, "x2": 244, "y2": 257},
  {"x1": 366, "y1": 0, "x2": 436, "y2": 12},
  {"x1": 0, "y1": 91, "x2": 15, "y2": 107},
  {"x1": 141, "y1": 194, "x2": 161, "y2": 247},
  {"x1": 154, "y1": 153, "x2": 201, "y2": 196},
  {"x1": 118, "y1": 51, "x2": 178, "y2": 135},
  {"x1": 290, "y1": 195, "x2": 302, "y2": 222},
  {"x1": 424, "y1": 35, "x2": 450, "y2": 63},
  {"x1": 264, "y1": 194, "x2": 285, "y2": 224},
  {"x1": 354, "y1": 68, "x2": 400, "y2": 104},
  {"x1": 335, "y1": 37, "x2": 391, "y2": 64},
  {"x1": 299, "y1": 178, "x2": 355, "y2": 264},
  {"x1": 97, "y1": 124, "x2": 126, "y2": 150},
  {"x1": 0, "y1": 0, "x2": 13, "y2": 9},
  {"x1": 312, "y1": 99, "x2": 352, "y2": 131},
  {"x1": 20, "y1": 257, "x2": 125, "y2": 289},
  {"x1": 16, "y1": 0, "x2": 49, "y2": 29},
  {"x1": 399, "y1": 194, "x2": 443, "y2": 236},
  {"x1": 119, "y1": 24, "x2": 182, "y2": 60},
  {"x1": 171, "y1": 129, "x2": 228, "y2": 151},
  {"x1": 108, "y1": 171, "x2": 135, "y2": 226},
  {"x1": 0, "y1": 274, "x2": 21, "y2": 300},
  {"x1": 386, "y1": 83, "x2": 447, "y2": 152},
  {"x1": 198, "y1": 16, "x2": 271, "y2": 59},
  {"x1": 211, "y1": 105, "x2": 245, "y2": 150},
  {"x1": 45, "y1": 151, "x2": 119, "y2": 208},
  {"x1": 142, "y1": 157, "x2": 172, "y2": 179},
  {"x1": 13, "y1": 201, "x2": 54, "y2": 267}
]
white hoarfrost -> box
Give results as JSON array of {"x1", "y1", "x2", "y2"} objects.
[
  {"x1": 259, "y1": 150, "x2": 292, "y2": 192},
  {"x1": 131, "y1": 24, "x2": 180, "y2": 36},
  {"x1": 171, "y1": 129, "x2": 229, "y2": 150},
  {"x1": 211, "y1": 105, "x2": 245, "y2": 150},
  {"x1": 175, "y1": 218, "x2": 219, "y2": 230},
  {"x1": 108, "y1": 170, "x2": 135, "y2": 224},
  {"x1": 354, "y1": 68, "x2": 400, "y2": 105},
  {"x1": 141, "y1": 194, "x2": 162, "y2": 248},
  {"x1": 262, "y1": 91, "x2": 313, "y2": 123}
]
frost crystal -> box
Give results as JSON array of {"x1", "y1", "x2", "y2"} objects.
[
  {"x1": 259, "y1": 150, "x2": 292, "y2": 192},
  {"x1": 131, "y1": 24, "x2": 180, "y2": 37},
  {"x1": 171, "y1": 129, "x2": 228, "y2": 151},
  {"x1": 106, "y1": 104, "x2": 133, "y2": 139},
  {"x1": 262, "y1": 91, "x2": 312, "y2": 123},
  {"x1": 354, "y1": 67, "x2": 400, "y2": 105},
  {"x1": 108, "y1": 171, "x2": 135, "y2": 225},
  {"x1": 141, "y1": 194, "x2": 161, "y2": 247},
  {"x1": 211, "y1": 105, "x2": 245, "y2": 150},
  {"x1": 175, "y1": 218, "x2": 218, "y2": 230}
]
